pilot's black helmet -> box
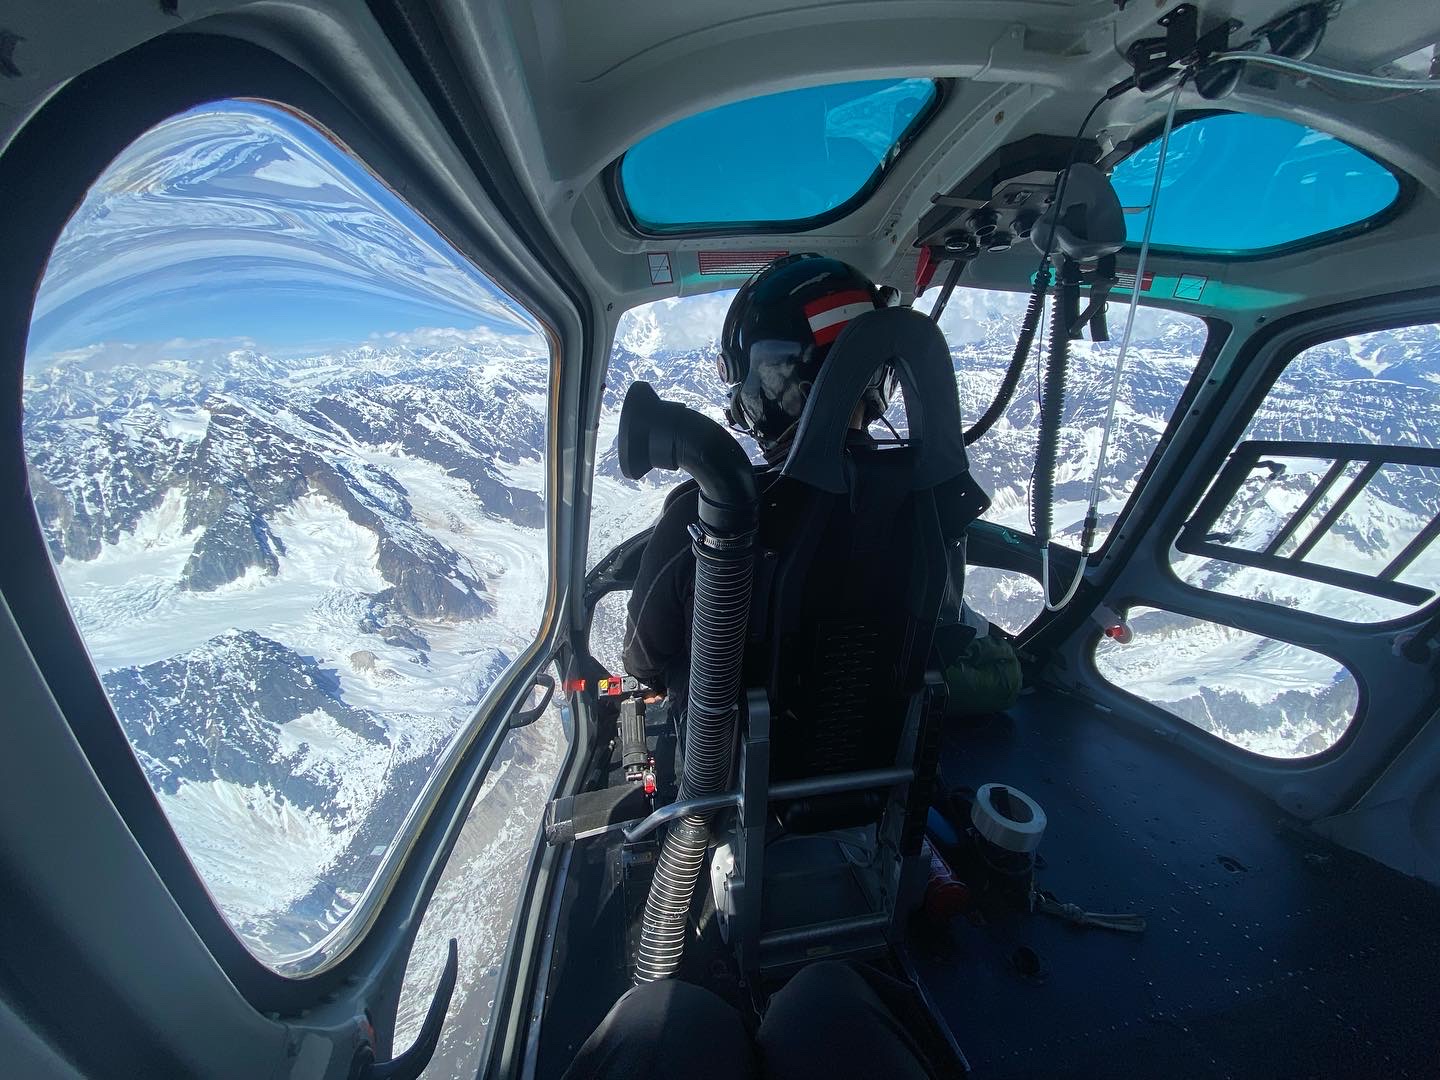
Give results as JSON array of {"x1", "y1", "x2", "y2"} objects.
[{"x1": 719, "y1": 253, "x2": 895, "y2": 452}]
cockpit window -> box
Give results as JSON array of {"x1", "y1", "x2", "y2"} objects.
[
  {"x1": 1094, "y1": 607, "x2": 1359, "y2": 758},
  {"x1": 1109, "y1": 113, "x2": 1401, "y2": 256},
  {"x1": 921, "y1": 286, "x2": 1210, "y2": 632},
  {"x1": 617, "y1": 79, "x2": 939, "y2": 234},
  {"x1": 23, "y1": 101, "x2": 561, "y2": 975}
]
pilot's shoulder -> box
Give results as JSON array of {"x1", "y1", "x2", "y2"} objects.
[
  {"x1": 660, "y1": 477, "x2": 701, "y2": 515},
  {"x1": 660, "y1": 462, "x2": 777, "y2": 518}
]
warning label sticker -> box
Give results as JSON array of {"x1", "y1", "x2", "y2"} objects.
[{"x1": 1114, "y1": 270, "x2": 1155, "y2": 293}]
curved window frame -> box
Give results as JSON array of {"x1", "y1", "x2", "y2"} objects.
[
  {"x1": 0, "y1": 36, "x2": 568, "y2": 1014},
  {"x1": 609, "y1": 79, "x2": 947, "y2": 239},
  {"x1": 1109, "y1": 110, "x2": 1413, "y2": 261}
]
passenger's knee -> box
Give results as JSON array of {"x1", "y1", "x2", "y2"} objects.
[
  {"x1": 779, "y1": 960, "x2": 868, "y2": 1005},
  {"x1": 564, "y1": 979, "x2": 755, "y2": 1080}
]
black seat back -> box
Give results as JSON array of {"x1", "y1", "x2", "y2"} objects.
[{"x1": 749, "y1": 307, "x2": 987, "y2": 794}]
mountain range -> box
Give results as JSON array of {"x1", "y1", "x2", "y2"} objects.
[{"x1": 21, "y1": 293, "x2": 1440, "y2": 1076}]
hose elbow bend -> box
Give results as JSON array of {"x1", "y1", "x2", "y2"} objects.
[{"x1": 618, "y1": 381, "x2": 758, "y2": 536}]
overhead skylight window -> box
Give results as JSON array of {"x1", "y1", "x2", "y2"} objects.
[
  {"x1": 617, "y1": 78, "x2": 940, "y2": 234},
  {"x1": 1109, "y1": 112, "x2": 1402, "y2": 255}
]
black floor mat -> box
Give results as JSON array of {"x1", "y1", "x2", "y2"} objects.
[{"x1": 910, "y1": 691, "x2": 1440, "y2": 1079}]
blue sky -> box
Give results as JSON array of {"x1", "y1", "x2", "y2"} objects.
[{"x1": 27, "y1": 100, "x2": 542, "y2": 366}]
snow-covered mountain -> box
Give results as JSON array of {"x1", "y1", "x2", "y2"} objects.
[
  {"x1": 24, "y1": 335, "x2": 554, "y2": 966},
  {"x1": 21, "y1": 292, "x2": 1440, "y2": 1077}
]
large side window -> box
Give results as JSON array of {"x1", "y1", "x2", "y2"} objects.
[
  {"x1": 1172, "y1": 323, "x2": 1440, "y2": 623},
  {"x1": 22, "y1": 102, "x2": 561, "y2": 972},
  {"x1": 922, "y1": 287, "x2": 1209, "y2": 629}
]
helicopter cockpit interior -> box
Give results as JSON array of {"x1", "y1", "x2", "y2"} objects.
[{"x1": 2, "y1": 2, "x2": 1439, "y2": 1078}]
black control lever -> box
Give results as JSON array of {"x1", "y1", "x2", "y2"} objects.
[{"x1": 350, "y1": 939, "x2": 458, "y2": 1080}]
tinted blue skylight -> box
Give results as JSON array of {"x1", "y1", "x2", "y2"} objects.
[
  {"x1": 1110, "y1": 113, "x2": 1400, "y2": 255},
  {"x1": 618, "y1": 79, "x2": 938, "y2": 233}
]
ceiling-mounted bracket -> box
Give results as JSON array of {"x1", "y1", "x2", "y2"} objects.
[{"x1": 1110, "y1": 4, "x2": 1243, "y2": 97}]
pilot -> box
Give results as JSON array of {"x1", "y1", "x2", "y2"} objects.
[{"x1": 622, "y1": 253, "x2": 895, "y2": 700}]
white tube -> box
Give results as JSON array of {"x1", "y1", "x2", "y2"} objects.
[{"x1": 1208, "y1": 51, "x2": 1440, "y2": 92}]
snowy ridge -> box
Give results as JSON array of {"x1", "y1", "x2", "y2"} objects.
[{"x1": 26, "y1": 334, "x2": 558, "y2": 964}]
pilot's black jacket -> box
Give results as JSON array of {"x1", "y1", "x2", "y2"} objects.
[
  {"x1": 623, "y1": 434, "x2": 864, "y2": 698},
  {"x1": 621, "y1": 480, "x2": 716, "y2": 701},
  {"x1": 622, "y1": 431, "x2": 988, "y2": 699}
]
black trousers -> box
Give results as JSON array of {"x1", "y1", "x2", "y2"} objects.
[{"x1": 561, "y1": 961, "x2": 937, "y2": 1079}]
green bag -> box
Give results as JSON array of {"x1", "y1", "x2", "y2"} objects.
[{"x1": 939, "y1": 618, "x2": 1022, "y2": 718}]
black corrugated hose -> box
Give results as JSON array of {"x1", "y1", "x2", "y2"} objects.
[
  {"x1": 1030, "y1": 259, "x2": 1081, "y2": 547},
  {"x1": 964, "y1": 263, "x2": 1050, "y2": 446},
  {"x1": 616, "y1": 381, "x2": 759, "y2": 984},
  {"x1": 633, "y1": 531, "x2": 754, "y2": 982}
]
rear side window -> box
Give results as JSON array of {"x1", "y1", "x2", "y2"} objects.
[
  {"x1": 1094, "y1": 607, "x2": 1360, "y2": 757},
  {"x1": 23, "y1": 101, "x2": 559, "y2": 972},
  {"x1": 1172, "y1": 323, "x2": 1440, "y2": 623}
]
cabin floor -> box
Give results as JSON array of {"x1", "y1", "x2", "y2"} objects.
[{"x1": 535, "y1": 690, "x2": 1440, "y2": 1078}]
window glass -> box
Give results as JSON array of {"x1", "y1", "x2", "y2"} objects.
[
  {"x1": 585, "y1": 292, "x2": 746, "y2": 665},
  {"x1": 23, "y1": 102, "x2": 558, "y2": 972},
  {"x1": 588, "y1": 590, "x2": 632, "y2": 677},
  {"x1": 1094, "y1": 606, "x2": 1360, "y2": 758},
  {"x1": 1109, "y1": 113, "x2": 1400, "y2": 255},
  {"x1": 395, "y1": 680, "x2": 566, "y2": 1080},
  {"x1": 588, "y1": 291, "x2": 747, "y2": 570},
  {"x1": 963, "y1": 566, "x2": 1044, "y2": 637},
  {"x1": 920, "y1": 287, "x2": 1209, "y2": 553},
  {"x1": 619, "y1": 79, "x2": 938, "y2": 232},
  {"x1": 1172, "y1": 324, "x2": 1440, "y2": 622}
]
